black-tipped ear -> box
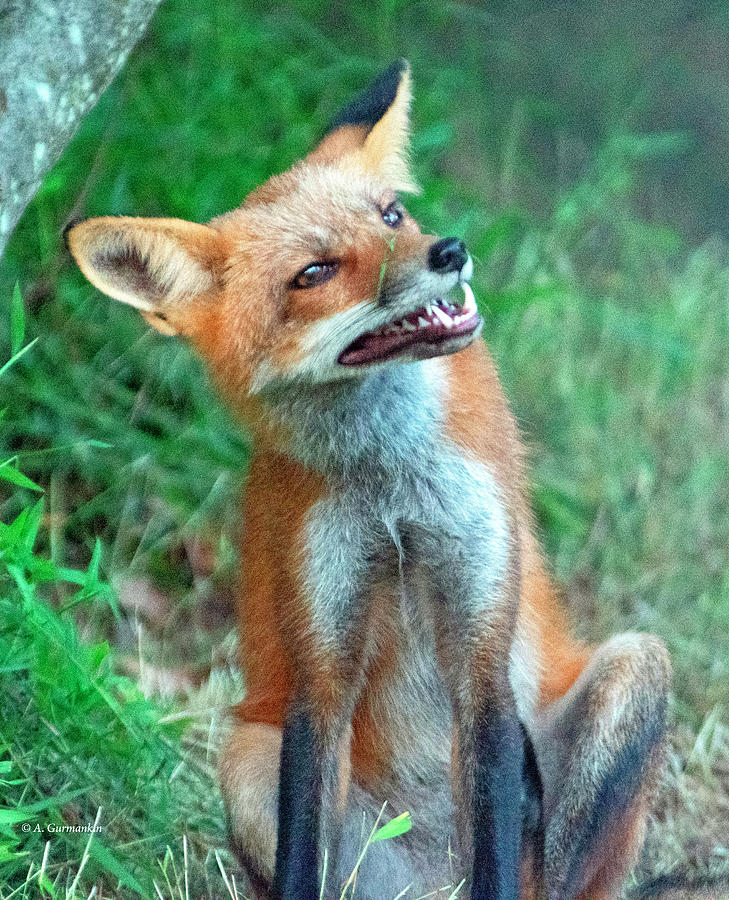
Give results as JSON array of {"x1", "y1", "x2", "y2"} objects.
[
  {"x1": 309, "y1": 60, "x2": 417, "y2": 192},
  {"x1": 63, "y1": 217, "x2": 82, "y2": 251},
  {"x1": 327, "y1": 59, "x2": 409, "y2": 136}
]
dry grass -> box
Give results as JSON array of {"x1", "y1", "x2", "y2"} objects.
[{"x1": 630, "y1": 720, "x2": 729, "y2": 898}]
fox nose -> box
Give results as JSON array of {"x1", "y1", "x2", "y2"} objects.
[{"x1": 428, "y1": 237, "x2": 468, "y2": 274}]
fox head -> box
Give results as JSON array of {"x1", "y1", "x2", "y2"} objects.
[{"x1": 67, "y1": 61, "x2": 480, "y2": 404}]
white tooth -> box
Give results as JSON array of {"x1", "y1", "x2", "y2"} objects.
[
  {"x1": 385, "y1": 324, "x2": 398, "y2": 333},
  {"x1": 460, "y1": 255, "x2": 474, "y2": 283},
  {"x1": 461, "y1": 281, "x2": 476, "y2": 312},
  {"x1": 402, "y1": 320, "x2": 416, "y2": 331},
  {"x1": 432, "y1": 305, "x2": 454, "y2": 329},
  {"x1": 425, "y1": 302, "x2": 434, "y2": 316},
  {"x1": 417, "y1": 316, "x2": 430, "y2": 329}
]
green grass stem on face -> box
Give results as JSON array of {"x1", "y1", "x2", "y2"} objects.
[{"x1": 377, "y1": 236, "x2": 397, "y2": 300}]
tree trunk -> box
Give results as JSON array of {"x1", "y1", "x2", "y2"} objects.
[{"x1": 0, "y1": 0, "x2": 162, "y2": 258}]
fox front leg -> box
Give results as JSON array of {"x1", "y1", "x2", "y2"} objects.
[
  {"x1": 272, "y1": 498, "x2": 383, "y2": 900},
  {"x1": 410, "y1": 478, "x2": 527, "y2": 900},
  {"x1": 272, "y1": 638, "x2": 366, "y2": 900},
  {"x1": 440, "y1": 616, "x2": 526, "y2": 900},
  {"x1": 274, "y1": 698, "x2": 352, "y2": 899},
  {"x1": 273, "y1": 645, "x2": 365, "y2": 900}
]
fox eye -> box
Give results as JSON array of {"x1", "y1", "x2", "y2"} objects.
[
  {"x1": 381, "y1": 201, "x2": 404, "y2": 228},
  {"x1": 291, "y1": 261, "x2": 339, "y2": 289}
]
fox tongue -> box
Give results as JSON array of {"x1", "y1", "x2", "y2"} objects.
[{"x1": 338, "y1": 328, "x2": 426, "y2": 366}]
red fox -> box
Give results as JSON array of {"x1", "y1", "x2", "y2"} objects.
[{"x1": 67, "y1": 61, "x2": 671, "y2": 900}]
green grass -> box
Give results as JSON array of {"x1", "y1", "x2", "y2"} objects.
[
  {"x1": 0, "y1": 341, "x2": 233, "y2": 897},
  {"x1": 1, "y1": 0, "x2": 729, "y2": 895}
]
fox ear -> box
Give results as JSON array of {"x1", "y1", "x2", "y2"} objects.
[
  {"x1": 65, "y1": 217, "x2": 221, "y2": 335},
  {"x1": 310, "y1": 60, "x2": 418, "y2": 193}
]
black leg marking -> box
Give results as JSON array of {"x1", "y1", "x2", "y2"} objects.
[
  {"x1": 521, "y1": 723, "x2": 545, "y2": 894},
  {"x1": 559, "y1": 703, "x2": 666, "y2": 899},
  {"x1": 471, "y1": 711, "x2": 524, "y2": 900},
  {"x1": 272, "y1": 706, "x2": 321, "y2": 900},
  {"x1": 521, "y1": 722, "x2": 543, "y2": 836},
  {"x1": 630, "y1": 870, "x2": 729, "y2": 899}
]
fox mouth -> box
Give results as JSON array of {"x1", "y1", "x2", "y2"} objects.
[{"x1": 338, "y1": 283, "x2": 481, "y2": 367}]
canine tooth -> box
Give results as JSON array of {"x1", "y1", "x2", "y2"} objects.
[
  {"x1": 417, "y1": 316, "x2": 429, "y2": 328},
  {"x1": 432, "y1": 305, "x2": 454, "y2": 329},
  {"x1": 402, "y1": 320, "x2": 416, "y2": 331},
  {"x1": 460, "y1": 255, "x2": 474, "y2": 283},
  {"x1": 461, "y1": 281, "x2": 476, "y2": 312}
]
